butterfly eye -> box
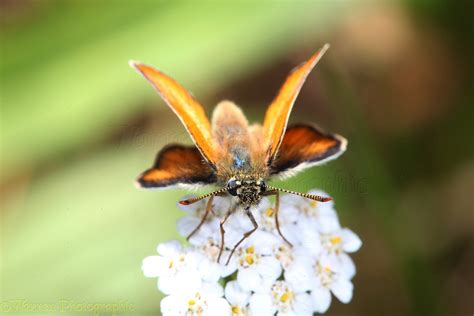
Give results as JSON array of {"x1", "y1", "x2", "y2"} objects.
[
  {"x1": 227, "y1": 179, "x2": 240, "y2": 196},
  {"x1": 257, "y1": 179, "x2": 266, "y2": 193}
]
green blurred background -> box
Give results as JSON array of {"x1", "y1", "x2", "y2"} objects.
[{"x1": 1, "y1": 0, "x2": 473, "y2": 315}]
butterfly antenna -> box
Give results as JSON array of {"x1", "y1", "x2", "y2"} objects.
[
  {"x1": 266, "y1": 185, "x2": 332, "y2": 202},
  {"x1": 179, "y1": 187, "x2": 228, "y2": 205}
]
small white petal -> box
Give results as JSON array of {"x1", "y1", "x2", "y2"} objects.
[
  {"x1": 198, "y1": 257, "x2": 222, "y2": 283},
  {"x1": 206, "y1": 297, "x2": 231, "y2": 316},
  {"x1": 330, "y1": 277, "x2": 353, "y2": 303},
  {"x1": 279, "y1": 203, "x2": 301, "y2": 220},
  {"x1": 277, "y1": 223, "x2": 300, "y2": 246},
  {"x1": 341, "y1": 228, "x2": 362, "y2": 252},
  {"x1": 311, "y1": 287, "x2": 332, "y2": 313},
  {"x1": 237, "y1": 266, "x2": 262, "y2": 292},
  {"x1": 225, "y1": 281, "x2": 251, "y2": 306},
  {"x1": 158, "y1": 270, "x2": 202, "y2": 295},
  {"x1": 227, "y1": 211, "x2": 254, "y2": 232},
  {"x1": 292, "y1": 247, "x2": 320, "y2": 266},
  {"x1": 220, "y1": 256, "x2": 238, "y2": 277},
  {"x1": 202, "y1": 281, "x2": 224, "y2": 297},
  {"x1": 256, "y1": 256, "x2": 282, "y2": 283},
  {"x1": 211, "y1": 196, "x2": 233, "y2": 217},
  {"x1": 160, "y1": 295, "x2": 181, "y2": 315},
  {"x1": 141, "y1": 256, "x2": 162, "y2": 277},
  {"x1": 284, "y1": 259, "x2": 313, "y2": 292},
  {"x1": 157, "y1": 276, "x2": 178, "y2": 295},
  {"x1": 249, "y1": 293, "x2": 276, "y2": 316},
  {"x1": 319, "y1": 254, "x2": 342, "y2": 274},
  {"x1": 224, "y1": 228, "x2": 246, "y2": 247},
  {"x1": 254, "y1": 197, "x2": 271, "y2": 215},
  {"x1": 317, "y1": 214, "x2": 341, "y2": 234},
  {"x1": 338, "y1": 253, "x2": 356, "y2": 279},
  {"x1": 176, "y1": 216, "x2": 200, "y2": 238},
  {"x1": 157, "y1": 240, "x2": 182, "y2": 257},
  {"x1": 293, "y1": 292, "x2": 314, "y2": 316},
  {"x1": 280, "y1": 203, "x2": 301, "y2": 223},
  {"x1": 254, "y1": 231, "x2": 281, "y2": 254},
  {"x1": 298, "y1": 220, "x2": 323, "y2": 256},
  {"x1": 183, "y1": 218, "x2": 221, "y2": 247}
]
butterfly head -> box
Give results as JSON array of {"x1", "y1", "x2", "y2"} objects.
[{"x1": 226, "y1": 176, "x2": 267, "y2": 209}]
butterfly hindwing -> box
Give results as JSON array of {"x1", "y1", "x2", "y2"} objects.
[
  {"x1": 270, "y1": 123, "x2": 347, "y2": 178},
  {"x1": 136, "y1": 144, "x2": 217, "y2": 188},
  {"x1": 263, "y1": 44, "x2": 330, "y2": 164},
  {"x1": 130, "y1": 61, "x2": 217, "y2": 167}
]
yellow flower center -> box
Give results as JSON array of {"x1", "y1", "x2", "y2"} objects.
[
  {"x1": 316, "y1": 261, "x2": 336, "y2": 288},
  {"x1": 265, "y1": 207, "x2": 275, "y2": 217},
  {"x1": 330, "y1": 236, "x2": 342, "y2": 245},
  {"x1": 186, "y1": 293, "x2": 205, "y2": 315},
  {"x1": 231, "y1": 306, "x2": 241, "y2": 314},
  {"x1": 271, "y1": 281, "x2": 294, "y2": 312},
  {"x1": 238, "y1": 245, "x2": 259, "y2": 267},
  {"x1": 245, "y1": 255, "x2": 254, "y2": 265},
  {"x1": 310, "y1": 201, "x2": 318, "y2": 208},
  {"x1": 280, "y1": 291, "x2": 293, "y2": 303}
]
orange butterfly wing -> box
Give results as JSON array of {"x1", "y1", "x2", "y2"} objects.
[
  {"x1": 136, "y1": 144, "x2": 217, "y2": 188},
  {"x1": 270, "y1": 124, "x2": 347, "y2": 177},
  {"x1": 263, "y1": 44, "x2": 330, "y2": 163},
  {"x1": 130, "y1": 61, "x2": 216, "y2": 167}
]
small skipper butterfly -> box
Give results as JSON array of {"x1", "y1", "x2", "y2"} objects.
[{"x1": 130, "y1": 44, "x2": 347, "y2": 264}]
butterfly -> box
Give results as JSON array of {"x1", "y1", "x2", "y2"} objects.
[{"x1": 130, "y1": 44, "x2": 347, "y2": 264}]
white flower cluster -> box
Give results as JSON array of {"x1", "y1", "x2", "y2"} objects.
[{"x1": 142, "y1": 190, "x2": 362, "y2": 316}]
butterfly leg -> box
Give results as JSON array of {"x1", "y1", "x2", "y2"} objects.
[
  {"x1": 186, "y1": 195, "x2": 215, "y2": 241},
  {"x1": 217, "y1": 207, "x2": 234, "y2": 263},
  {"x1": 225, "y1": 208, "x2": 258, "y2": 265},
  {"x1": 210, "y1": 191, "x2": 228, "y2": 216},
  {"x1": 264, "y1": 190, "x2": 293, "y2": 247}
]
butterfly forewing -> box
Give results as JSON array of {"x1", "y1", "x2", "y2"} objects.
[
  {"x1": 130, "y1": 61, "x2": 217, "y2": 167},
  {"x1": 262, "y1": 44, "x2": 330, "y2": 165}
]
